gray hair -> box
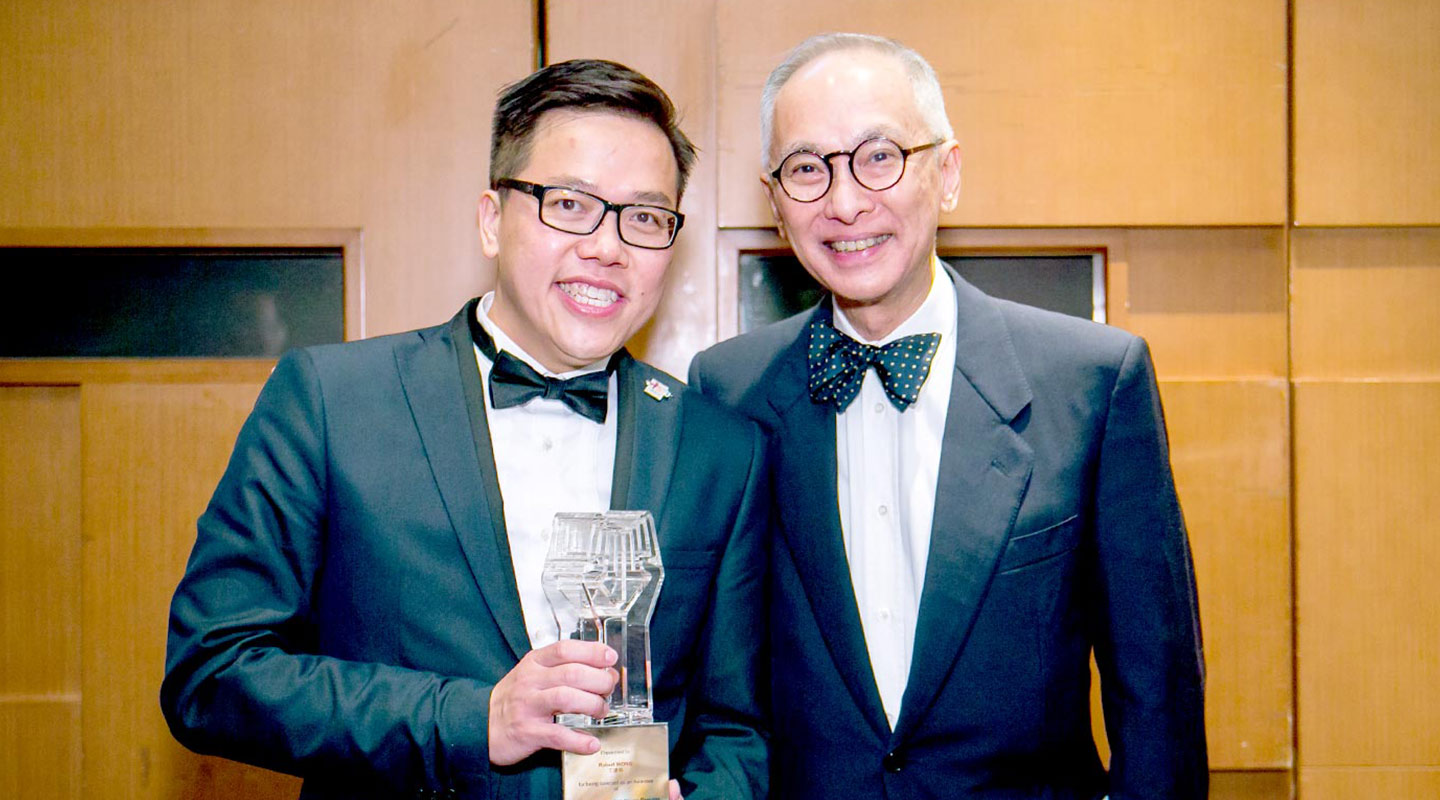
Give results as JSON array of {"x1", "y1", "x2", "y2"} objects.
[{"x1": 759, "y1": 33, "x2": 954, "y2": 166}]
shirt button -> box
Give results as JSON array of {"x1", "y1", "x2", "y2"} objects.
[
  {"x1": 878, "y1": 607, "x2": 892, "y2": 621},
  {"x1": 878, "y1": 505, "x2": 889, "y2": 516},
  {"x1": 873, "y1": 402, "x2": 885, "y2": 413},
  {"x1": 541, "y1": 437, "x2": 554, "y2": 451}
]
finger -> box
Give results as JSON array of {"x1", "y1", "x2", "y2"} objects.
[
  {"x1": 541, "y1": 685, "x2": 610, "y2": 720},
  {"x1": 531, "y1": 639, "x2": 617, "y2": 668},
  {"x1": 669, "y1": 778, "x2": 683, "y2": 800},
  {"x1": 543, "y1": 723, "x2": 604, "y2": 756},
  {"x1": 545, "y1": 662, "x2": 620, "y2": 695}
]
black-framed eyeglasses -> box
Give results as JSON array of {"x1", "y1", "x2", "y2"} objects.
[
  {"x1": 494, "y1": 178, "x2": 685, "y2": 250},
  {"x1": 768, "y1": 137, "x2": 944, "y2": 203}
]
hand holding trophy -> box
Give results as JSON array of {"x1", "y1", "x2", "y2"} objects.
[{"x1": 542, "y1": 511, "x2": 668, "y2": 800}]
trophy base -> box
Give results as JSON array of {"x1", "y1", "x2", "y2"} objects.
[{"x1": 561, "y1": 722, "x2": 669, "y2": 800}]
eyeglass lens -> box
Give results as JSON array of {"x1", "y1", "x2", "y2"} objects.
[
  {"x1": 778, "y1": 139, "x2": 911, "y2": 201},
  {"x1": 539, "y1": 188, "x2": 678, "y2": 249}
]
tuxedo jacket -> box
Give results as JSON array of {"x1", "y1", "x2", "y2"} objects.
[
  {"x1": 689, "y1": 267, "x2": 1206, "y2": 800},
  {"x1": 162, "y1": 301, "x2": 768, "y2": 800}
]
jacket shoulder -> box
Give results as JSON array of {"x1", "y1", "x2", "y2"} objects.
[
  {"x1": 630, "y1": 356, "x2": 760, "y2": 440},
  {"x1": 995, "y1": 298, "x2": 1135, "y2": 361},
  {"x1": 985, "y1": 296, "x2": 1151, "y2": 408},
  {"x1": 688, "y1": 310, "x2": 811, "y2": 410},
  {"x1": 288, "y1": 319, "x2": 450, "y2": 384}
]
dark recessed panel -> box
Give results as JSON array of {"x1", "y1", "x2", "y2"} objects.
[
  {"x1": 1, "y1": 248, "x2": 344, "y2": 357},
  {"x1": 739, "y1": 253, "x2": 1100, "y2": 333}
]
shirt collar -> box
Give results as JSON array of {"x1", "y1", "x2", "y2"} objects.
[{"x1": 476, "y1": 292, "x2": 611, "y2": 379}]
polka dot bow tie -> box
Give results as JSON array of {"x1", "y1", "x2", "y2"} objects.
[{"x1": 806, "y1": 316, "x2": 941, "y2": 413}]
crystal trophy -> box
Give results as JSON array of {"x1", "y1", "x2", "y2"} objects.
[{"x1": 542, "y1": 511, "x2": 668, "y2": 800}]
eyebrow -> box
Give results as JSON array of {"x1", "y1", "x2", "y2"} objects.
[
  {"x1": 778, "y1": 127, "x2": 908, "y2": 156},
  {"x1": 545, "y1": 176, "x2": 676, "y2": 208}
]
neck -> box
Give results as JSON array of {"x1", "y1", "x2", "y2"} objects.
[
  {"x1": 483, "y1": 295, "x2": 580, "y2": 375},
  {"x1": 834, "y1": 258, "x2": 936, "y2": 341}
]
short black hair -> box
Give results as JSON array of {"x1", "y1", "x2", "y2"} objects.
[{"x1": 489, "y1": 59, "x2": 697, "y2": 200}]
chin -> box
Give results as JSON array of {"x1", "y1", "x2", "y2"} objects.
[
  {"x1": 557, "y1": 336, "x2": 623, "y2": 367},
  {"x1": 826, "y1": 274, "x2": 904, "y2": 305}
]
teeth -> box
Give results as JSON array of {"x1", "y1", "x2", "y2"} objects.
[
  {"x1": 829, "y1": 235, "x2": 890, "y2": 253},
  {"x1": 559, "y1": 282, "x2": 619, "y2": 307}
]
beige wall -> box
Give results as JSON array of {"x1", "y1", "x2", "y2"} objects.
[
  {"x1": 2, "y1": 1, "x2": 1437, "y2": 797},
  {"x1": 0, "y1": 0, "x2": 534, "y2": 338}
]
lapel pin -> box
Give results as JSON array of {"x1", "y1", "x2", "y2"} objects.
[{"x1": 643, "y1": 378, "x2": 673, "y2": 401}]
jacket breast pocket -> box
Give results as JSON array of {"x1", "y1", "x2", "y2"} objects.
[
  {"x1": 654, "y1": 547, "x2": 720, "y2": 618},
  {"x1": 998, "y1": 514, "x2": 1081, "y2": 574},
  {"x1": 660, "y1": 547, "x2": 719, "y2": 573}
]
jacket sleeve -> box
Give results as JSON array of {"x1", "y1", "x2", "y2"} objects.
[
  {"x1": 672, "y1": 418, "x2": 771, "y2": 800},
  {"x1": 159, "y1": 348, "x2": 496, "y2": 795},
  {"x1": 1091, "y1": 337, "x2": 1209, "y2": 799}
]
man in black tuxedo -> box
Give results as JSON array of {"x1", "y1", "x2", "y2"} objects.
[
  {"x1": 162, "y1": 60, "x2": 767, "y2": 800},
  {"x1": 690, "y1": 33, "x2": 1207, "y2": 799}
]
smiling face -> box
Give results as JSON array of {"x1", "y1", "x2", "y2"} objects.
[
  {"x1": 765, "y1": 49, "x2": 961, "y2": 338},
  {"x1": 479, "y1": 109, "x2": 680, "y2": 372}
]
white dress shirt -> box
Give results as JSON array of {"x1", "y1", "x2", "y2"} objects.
[
  {"x1": 473, "y1": 293, "x2": 617, "y2": 649},
  {"x1": 833, "y1": 260, "x2": 957, "y2": 731}
]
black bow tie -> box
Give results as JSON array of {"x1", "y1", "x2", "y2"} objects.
[
  {"x1": 806, "y1": 314, "x2": 940, "y2": 413},
  {"x1": 468, "y1": 309, "x2": 612, "y2": 424}
]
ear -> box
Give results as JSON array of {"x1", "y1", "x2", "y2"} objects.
[
  {"x1": 761, "y1": 174, "x2": 789, "y2": 242},
  {"x1": 478, "y1": 189, "x2": 503, "y2": 259},
  {"x1": 938, "y1": 141, "x2": 962, "y2": 213}
]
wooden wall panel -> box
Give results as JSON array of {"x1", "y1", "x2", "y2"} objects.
[
  {"x1": 1211, "y1": 770, "x2": 1292, "y2": 800},
  {"x1": 79, "y1": 382, "x2": 300, "y2": 800},
  {"x1": 0, "y1": 387, "x2": 82, "y2": 800},
  {"x1": 1161, "y1": 380, "x2": 1292, "y2": 769},
  {"x1": 715, "y1": 0, "x2": 1287, "y2": 228},
  {"x1": 546, "y1": 0, "x2": 719, "y2": 377},
  {"x1": 0, "y1": 702, "x2": 81, "y2": 800},
  {"x1": 1291, "y1": 228, "x2": 1440, "y2": 380},
  {"x1": 1294, "y1": 0, "x2": 1440, "y2": 225},
  {"x1": 935, "y1": 227, "x2": 1289, "y2": 379},
  {"x1": 0, "y1": 0, "x2": 533, "y2": 338},
  {"x1": 0, "y1": 358, "x2": 276, "y2": 386},
  {"x1": 1115, "y1": 229, "x2": 1289, "y2": 379},
  {"x1": 1295, "y1": 382, "x2": 1440, "y2": 768},
  {"x1": 1300, "y1": 769, "x2": 1440, "y2": 799},
  {"x1": 0, "y1": 387, "x2": 81, "y2": 694}
]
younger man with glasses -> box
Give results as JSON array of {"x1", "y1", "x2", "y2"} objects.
[
  {"x1": 690, "y1": 33, "x2": 1207, "y2": 799},
  {"x1": 163, "y1": 59, "x2": 767, "y2": 800}
]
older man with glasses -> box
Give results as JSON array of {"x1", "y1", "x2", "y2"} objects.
[
  {"x1": 162, "y1": 59, "x2": 767, "y2": 800},
  {"x1": 691, "y1": 32, "x2": 1208, "y2": 800}
]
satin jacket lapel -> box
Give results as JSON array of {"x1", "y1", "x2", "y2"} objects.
[
  {"x1": 395, "y1": 302, "x2": 530, "y2": 662},
  {"x1": 893, "y1": 268, "x2": 1036, "y2": 742},
  {"x1": 609, "y1": 351, "x2": 682, "y2": 513},
  {"x1": 772, "y1": 306, "x2": 891, "y2": 741}
]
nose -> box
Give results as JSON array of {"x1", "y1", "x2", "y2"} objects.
[
  {"x1": 575, "y1": 209, "x2": 627, "y2": 266},
  {"x1": 822, "y1": 156, "x2": 873, "y2": 224}
]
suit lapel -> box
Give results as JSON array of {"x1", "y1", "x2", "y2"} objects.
[
  {"x1": 770, "y1": 307, "x2": 891, "y2": 741},
  {"x1": 893, "y1": 268, "x2": 1035, "y2": 742},
  {"x1": 395, "y1": 301, "x2": 531, "y2": 662},
  {"x1": 609, "y1": 351, "x2": 682, "y2": 513}
]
